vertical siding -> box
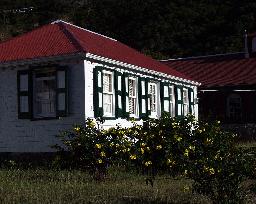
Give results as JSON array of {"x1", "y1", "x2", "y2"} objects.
[{"x1": 0, "y1": 61, "x2": 85, "y2": 152}]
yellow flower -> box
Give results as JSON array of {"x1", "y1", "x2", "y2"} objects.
[
  {"x1": 205, "y1": 138, "x2": 213, "y2": 145},
  {"x1": 156, "y1": 145, "x2": 162, "y2": 150},
  {"x1": 189, "y1": 145, "x2": 195, "y2": 151},
  {"x1": 146, "y1": 147, "x2": 150, "y2": 151},
  {"x1": 88, "y1": 120, "x2": 96, "y2": 128},
  {"x1": 74, "y1": 127, "x2": 80, "y2": 132},
  {"x1": 109, "y1": 142, "x2": 114, "y2": 147},
  {"x1": 140, "y1": 148, "x2": 144, "y2": 154},
  {"x1": 141, "y1": 143, "x2": 146, "y2": 147},
  {"x1": 209, "y1": 168, "x2": 215, "y2": 175},
  {"x1": 144, "y1": 161, "x2": 152, "y2": 167},
  {"x1": 100, "y1": 152, "x2": 106, "y2": 157},
  {"x1": 184, "y1": 149, "x2": 189, "y2": 157},
  {"x1": 183, "y1": 185, "x2": 190, "y2": 192},
  {"x1": 97, "y1": 159, "x2": 103, "y2": 164},
  {"x1": 166, "y1": 159, "x2": 175, "y2": 167},
  {"x1": 122, "y1": 149, "x2": 127, "y2": 153},
  {"x1": 217, "y1": 121, "x2": 220, "y2": 124},
  {"x1": 175, "y1": 136, "x2": 182, "y2": 142},
  {"x1": 130, "y1": 155, "x2": 137, "y2": 160},
  {"x1": 95, "y1": 144, "x2": 102, "y2": 149}
]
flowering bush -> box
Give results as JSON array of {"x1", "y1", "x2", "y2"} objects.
[{"x1": 53, "y1": 115, "x2": 255, "y2": 202}]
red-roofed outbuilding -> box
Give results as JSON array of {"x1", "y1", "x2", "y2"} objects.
[{"x1": 162, "y1": 34, "x2": 256, "y2": 135}]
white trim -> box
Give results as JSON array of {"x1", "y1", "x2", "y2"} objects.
[
  {"x1": 86, "y1": 53, "x2": 200, "y2": 86},
  {"x1": 233, "y1": 90, "x2": 256, "y2": 92},
  {"x1": 200, "y1": 89, "x2": 219, "y2": 92},
  {"x1": 160, "y1": 52, "x2": 245, "y2": 61},
  {"x1": 51, "y1": 20, "x2": 117, "y2": 42}
]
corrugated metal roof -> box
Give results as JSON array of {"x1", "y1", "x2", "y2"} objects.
[
  {"x1": 0, "y1": 20, "x2": 191, "y2": 81},
  {"x1": 162, "y1": 53, "x2": 256, "y2": 88}
]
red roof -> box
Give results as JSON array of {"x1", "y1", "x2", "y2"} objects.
[
  {"x1": 162, "y1": 53, "x2": 256, "y2": 88},
  {"x1": 0, "y1": 20, "x2": 191, "y2": 81}
]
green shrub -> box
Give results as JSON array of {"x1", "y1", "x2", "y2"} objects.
[{"x1": 53, "y1": 115, "x2": 255, "y2": 202}]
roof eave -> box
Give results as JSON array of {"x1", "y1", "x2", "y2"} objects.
[
  {"x1": 0, "y1": 52, "x2": 86, "y2": 68},
  {"x1": 86, "y1": 53, "x2": 201, "y2": 86}
]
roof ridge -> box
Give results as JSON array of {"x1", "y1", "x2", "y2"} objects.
[
  {"x1": 51, "y1": 20, "x2": 117, "y2": 42},
  {"x1": 160, "y1": 52, "x2": 245, "y2": 61},
  {"x1": 57, "y1": 22, "x2": 86, "y2": 53}
]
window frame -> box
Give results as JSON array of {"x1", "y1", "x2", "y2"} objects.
[
  {"x1": 148, "y1": 82, "x2": 158, "y2": 118},
  {"x1": 227, "y1": 93, "x2": 242, "y2": 121},
  {"x1": 169, "y1": 85, "x2": 175, "y2": 117},
  {"x1": 102, "y1": 70, "x2": 115, "y2": 117},
  {"x1": 183, "y1": 88, "x2": 189, "y2": 116},
  {"x1": 128, "y1": 76, "x2": 139, "y2": 118},
  {"x1": 17, "y1": 66, "x2": 68, "y2": 120},
  {"x1": 33, "y1": 69, "x2": 57, "y2": 119}
]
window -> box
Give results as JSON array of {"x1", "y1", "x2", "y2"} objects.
[
  {"x1": 128, "y1": 77, "x2": 138, "y2": 116},
  {"x1": 34, "y1": 70, "x2": 56, "y2": 118},
  {"x1": 148, "y1": 82, "x2": 157, "y2": 117},
  {"x1": 183, "y1": 88, "x2": 189, "y2": 116},
  {"x1": 17, "y1": 66, "x2": 67, "y2": 119},
  {"x1": 169, "y1": 85, "x2": 175, "y2": 117},
  {"x1": 102, "y1": 71, "x2": 114, "y2": 117},
  {"x1": 227, "y1": 94, "x2": 241, "y2": 121}
]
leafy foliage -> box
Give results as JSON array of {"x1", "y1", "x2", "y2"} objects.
[{"x1": 53, "y1": 115, "x2": 256, "y2": 202}]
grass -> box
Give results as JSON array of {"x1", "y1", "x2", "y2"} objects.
[{"x1": 0, "y1": 167, "x2": 210, "y2": 204}]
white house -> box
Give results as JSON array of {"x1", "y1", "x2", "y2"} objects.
[{"x1": 0, "y1": 20, "x2": 199, "y2": 152}]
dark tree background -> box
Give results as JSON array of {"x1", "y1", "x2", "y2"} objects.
[{"x1": 1, "y1": 0, "x2": 256, "y2": 59}]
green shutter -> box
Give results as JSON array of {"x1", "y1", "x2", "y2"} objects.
[
  {"x1": 17, "y1": 70, "x2": 33, "y2": 119},
  {"x1": 114, "y1": 70, "x2": 123, "y2": 118},
  {"x1": 146, "y1": 78, "x2": 151, "y2": 116},
  {"x1": 122, "y1": 72, "x2": 130, "y2": 118},
  {"x1": 188, "y1": 88, "x2": 194, "y2": 115},
  {"x1": 174, "y1": 85, "x2": 183, "y2": 117},
  {"x1": 56, "y1": 66, "x2": 68, "y2": 117},
  {"x1": 138, "y1": 77, "x2": 148, "y2": 119},
  {"x1": 93, "y1": 67, "x2": 103, "y2": 117},
  {"x1": 160, "y1": 82, "x2": 170, "y2": 115}
]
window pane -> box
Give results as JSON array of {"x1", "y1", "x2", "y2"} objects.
[
  {"x1": 118, "y1": 95, "x2": 122, "y2": 109},
  {"x1": 57, "y1": 71, "x2": 65, "y2": 88},
  {"x1": 164, "y1": 86, "x2": 169, "y2": 97},
  {"x1": 20, "y1": 96, "x2": 28, "y2": 112},
  {"x1": 103, "y1": 73, "x2": 112, "y2": 93},
  {"x1": 170, "y1": 103, "x2": 175, "y2": 117},
  {"x1": 99, "y1": 92, "x2": 102, "y2": 107},
  {"x1": 177, "y1": 89, "x2": 181, "y2": 100},
  {"x1": 103, "y1": 94, "x2": 112, "y2": 115},
  {"x1": 164, "y1": 100, "x2": 169, "y2": 112},
  {"x1": 142, "y1": 99, "x2": 146, "y2": 113},
  {"x1": 178, "y1": 104, "x2": 182, "y2": 115},
  {"x1": 98, "y1": 71, "x2": 102, "y2": 87},
  {"x1": 34, "y1": 71, "x2": 56, "y2": 118},
  {"x1": 20, "y1": 75, "x2": 28, "y2": 91},
  {"x1": 118, "y1": 76, "x2": 122, "y2": 91},
  {"x1": 141, "y1": 81, "x2": 145, "y2": 95},
  {"x1": 58, "y1": 93, "x2": 65, "y2": 111}
]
